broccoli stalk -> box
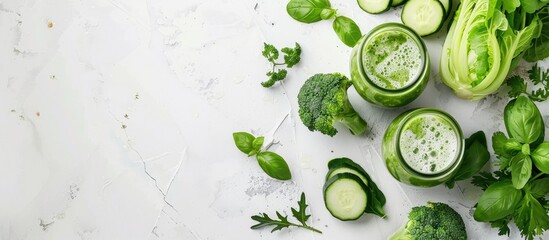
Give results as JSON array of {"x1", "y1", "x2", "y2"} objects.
[
  {"x1": 389, "y1": 202, "x2": 467, "y2": 240},
  {"x1": 297, "y1": 73, "x2": 367, "y2": 137}
]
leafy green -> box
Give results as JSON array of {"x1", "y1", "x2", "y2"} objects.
[
  {"x1": 440, "y1": 0, "x2": 543, "y2": 100},
  {"x1": 504, "y1": 96, "x2": 543, "y2": 144},
  {"x1": 446, "y1": 131, "x2": 490, "y2": 188},
  {"x1": 474, "y1": 180, "x2": 524, "y2": 222},
  {"x1": 332, "y1": 16, "x2": 362, "y2": 47},
  {"x1": 251, "y1": 192, "x2": 322, "y2": 233},
  {"x1": 286, "y1": 0, "x2": 332, "y2": 23},
  {"x1": 532, "y1": 142, "x2": 549, "y2": 173},
  {"x1": 528, "y1": 177, "x2": 549, "y2": 198},
  {"x1": 261, "y1": 43, "x2": 301, "y2": 88},
  {"x1": 510, "y1": 154, "x2": 532, "y2": 189},
  {"x1": 232, "y1": 131, "x2": 291, "y2": 180},
  {"x1": 286, "y1": 0, "x2": 362, "y2": 47},
  {"x1": 256, "y1": 152, "x2": 292, "y2": 180},
  {"x1": 506, "y1": 64, "x2": 549, "y2": 101},
  {"x1": 524, "y1": 6, "x2": 549, "y2": 62},
  {"x1": 513, "y1": 193, "x2": 549, "y2": 239}
]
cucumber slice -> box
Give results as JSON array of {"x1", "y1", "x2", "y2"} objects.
[
  {"x1": 401, "y1": 0, "x2": 445, "y2": 36},
  {"x1": 327, "y1": 158, "x2": 386, "y2": 217},
  {"x1": 358, "y1": 0, "x2": 393, "y2": 14},
  {"x1": 323, "y1": 173, "x2": 369, "y2": 221},
  {"x1": 391, "y1": 0, "x2": 407, "y2": 7},
  {"x1": 438, "y1": 0, "x2": 451, "y2": 15}
]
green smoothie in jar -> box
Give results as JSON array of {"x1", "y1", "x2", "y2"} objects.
[
  {"x1": 382, "y1": 108, "x2": 464, "y2": 187},
  {"x1": 350, "y1": 23, "x2": 430, "y2": 107}
]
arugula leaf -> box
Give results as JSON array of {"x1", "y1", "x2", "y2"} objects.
[
  {"x1": 251, "y1": 192, "x2": 322, "y2": 233},
  {"x1": 291, "y1": 192, "x2": 311, "y2": 225},
  {"x1": 514, "y1": 193, "x2": 549, "y2": 240}
]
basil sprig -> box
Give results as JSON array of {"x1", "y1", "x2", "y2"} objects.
[
  {"x1": 233, "y1": 132, "x2": 292, "y2": 180},
  {"x1": 286, "y1": 0, "x2": 362, "y2": 47}
]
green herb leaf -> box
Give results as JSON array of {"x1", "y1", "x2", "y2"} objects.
[
  {"x1": 332, "y1": 16, "x2": 362, "y2": 47},
  {"x1": 490, "y1": 217, "x2": 512, "y2": 236},
  {"x1": 504, "y1": 96, "x2": 543, "y2": 144},
  {"x1": 503, "y1": 0, "x2": 521, "y2": 13},
  {"x1": 474, "y1": 180, "x2": 524, "y2": 222},
  {"x1": 446, "y1": 131, "x2": 490, "y2": 188},
  {"x1": 320, "y1": 8, "x2": 336, "y2": 20},
  {"x1": 510, "y1": 154, "x2": 532, "y2": 189},
  {"x1": 506, "y1": 75, "x2": 527, "y2": 99},
  {"x1": 262, "y1": 43, "x2": 279, "y2": 62},
  {"x1": 524, "y1": 6, "x2": 549, "y2": 62},
  {"x1": 513, "y1": 193, "x2": 549, "y2": 239},
  {"x1": 250, "y1": 192, "x2": 322, "y2": 233},
  {"x1": 291, "y1": 192, "x2": 311, "y2": 225},
  {"x1": 286, "y1": 0, "x2": 332, "y2": 23},
  {"x1": 519, "y1": 0, "x2": 546, "y2": 13},
  {"x1": 233, "y1": 132, "x2": 256, "y2": 154},
  {"x1": 492, "y1": 131, "x2": 522, "y2": 160},
  {"x1": 256, "y1": 152, "x2": 292, "y2": 180},
  {"x1": 252, "y1": 137, "x2": 264, "y2": 151},
  {"x1": 532, "y1": 142, "x2": 549, "y2": 173},
  {"x1": 528, "y1": 177, "x2": 549, "y2": 198},
  {"x1": 472, "y1": 171, "x2": 502, "y2": 191},
  {"x1": 262, "y1": 69, "x2": 288, "y2": 88},
  {"x1": 281, "y1": 43, "x2": 302, "y2": 68}
]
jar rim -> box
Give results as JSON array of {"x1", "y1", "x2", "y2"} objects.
[
  {"x1": 394, "y1": 108, "x2": 465, "y2": 178},
  {"x1": 357, "y1": 23, "x2": 427, "y2": 93}
]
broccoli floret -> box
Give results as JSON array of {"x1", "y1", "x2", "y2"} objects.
[
  {"x1": 297, "y1": 73, "x2": 367, "y2": 137},
  {"x1": 389, "y1": 202, "x2": 467, "y2": 240}
]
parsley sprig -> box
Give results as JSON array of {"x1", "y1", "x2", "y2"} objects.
[
  {"x1": 507, "y1": 64, "x2": 549, "y2": 101},
  {"x1": 251, "y1": 192, "x2": 322, "y2": 234},
  {"x1": 261, "y1": 43, "x2": 301, "y2": 88}
]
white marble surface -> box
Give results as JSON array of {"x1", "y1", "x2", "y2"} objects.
[{"x1": 0, "y1": 0, "x2": 548, "y2": 239}]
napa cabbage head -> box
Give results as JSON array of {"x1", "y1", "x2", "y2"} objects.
[{"x1": 440, "y1": 0, "x2": 541, "y2": 100}]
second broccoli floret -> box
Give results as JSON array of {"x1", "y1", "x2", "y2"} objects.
[
  {"x1": 389, "y1": 202, "x2": 467, "y2": 240},
  {"x1": 297, "y1": 73, "x2": 367, "y2": 137}
]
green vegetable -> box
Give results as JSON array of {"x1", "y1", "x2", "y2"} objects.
[
  {"x1": 445, "y1": 131, "x2": 490, "y2": 188},
  {"x1": 440, "y1": 0, "x2": 544, "y2": 100},
  {"x1": 251, "y1": 192, "x2": 322, "y2": 233},
  {"x1": 524, "y1": 6, "x2": 549, "y2": 62},
  {"x1": 472, "y1": 96, "x2": 549, "y2": 239},
  {"x1": 389, "y1": 202, "x2": 467, "y2": 240},
  {"x1": 507, "y1": 64, "x2": 549, "y2": 102},
  {"x1": 332, "y1": 16, "x2": 362, "y2": 47},
  {"x1": 297, "y1": 73, "x2": 367, "y2": 136},
  {"x1": 261, "y1": 43, "x2": 301, "y2": 88},
  {"x1": 287, "y1": 0, "x2": 363, "y2": 47},
  {"x1": 232, "y1": 132, "x2": 291, "y2": 180}
]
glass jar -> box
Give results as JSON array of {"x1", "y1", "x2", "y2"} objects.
[
  {"x1": 350, "y1": 23, "x2": 430, "y2": 107},
  {"x1": 382, "y1": 108, "x2": 465, "y2": 187}
]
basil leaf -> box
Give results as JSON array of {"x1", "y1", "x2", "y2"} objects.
[
  {"x1": 332, "y1": 16, "x2": 362, "y2": 47},
  {"x1": 528, "y1": 177, "x2": 549, "y2": 198},
  {"x1": 320, "y1": 8, "x2": 336, "y2": 20},
  {"x1": 510, "y1": 154, "x2": 532, "y2": 189},
  {"x1": 256, "y1": 152, "x2": 292, "y2": 180},
  {"x1": 446, "y1": 131, "x2": 490, "y2": 188},
  {"x1": 252, "y1": 137, "x2": 264, "y2": 151},
  {"x1": 474, "y1": 180, "x2": 524, "y2": 222},
  {"x1": 492, "y1": 131, "x2": 522, "y2": 158},
  {"x1": 286, "y1": 0, "x2": 332, "y2": 24},
  {"x1": 504, "y1": 96, "x2": 543, "y2": 144},
  {"x1": 532, "y1": 142, "x2": 549, "y2": 173},
  {"x1": 233, "y1": 132, "x2": 255, "y2": 154}
]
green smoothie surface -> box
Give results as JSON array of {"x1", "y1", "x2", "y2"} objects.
[
  {"x1": 398, "y1": 113, "x2": 459, "y2": 175},
  {"x1": 362, "y1": 30, "x2": 423, "y2": 90}
]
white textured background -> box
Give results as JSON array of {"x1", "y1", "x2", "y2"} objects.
[{"x1": 0, "y1": 0, "x2": 548, "y2": 239}]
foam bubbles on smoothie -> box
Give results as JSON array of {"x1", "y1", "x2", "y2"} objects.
[
  {"x1": 363, "y1": 31, "x2": 423, "y2": 90},
  {"x1": 398, "y1": 114, "x2": 459, "y2": 174}
]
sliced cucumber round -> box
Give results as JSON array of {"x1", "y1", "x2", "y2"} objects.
[
  {"x1": 391, "y1": 0, "x2": 407, "y2": 7},
  {"x1": 324, "y1": 173, "x2": 369, "y2": 221},
  {"x1": 401, "y1": 0, "x2": 445, "y2": 37},
  {"x1": 358, "y1": 0, "x2": 393, "y2": 14},
  {"x1": 438, "y1": 0, "x2": 451, "y2": 15}
]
